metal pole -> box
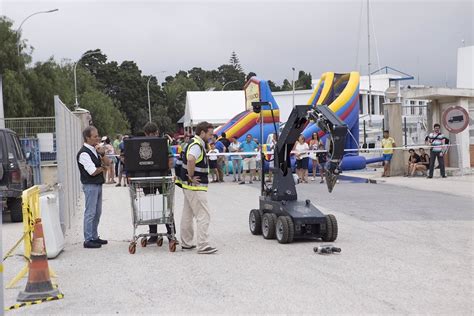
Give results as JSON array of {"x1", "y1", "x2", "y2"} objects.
[
  {"x1": 146, "y1": 71, "x2": 166, "y2": 123},
  {"x1": 16, "y1": 9, "x2": 59, "y2": 56},
  {"x1": 73, "y1": 62, "x2": 79, "y2": 107},
  {"x1": 363, "y1": 119, "x2": 367, "y2": 147},
  {"x1": 367, "y1": 0, "x2": 372, "y2": 125},
  {"x1": 147, "y1": 76, "x2": 152, "y2": 123},
  {"x1": 222, "y1": 80, "x2": 238, "y2": 91},
  {"x1": 73, "y1": 50, "x2": 100, "y2": 108},
  {"x1": 292, "y1": 67, "x2": 295, "y2": 108},
  {"x1": 404, "y1": 116, "x2": 407, "y2": 147}
]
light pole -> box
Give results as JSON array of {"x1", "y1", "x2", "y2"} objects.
[
  {"x1": 74, "y1": 50, "x2": 101, "y2": 108},
  {"x1": 147, "y1": 71, "x2": 166, "y2": 123},
  {"x1": 222, "y1": 80, "x2": 239, "y2": 91},
  {"x1": 292, "y1": 67, "x2": 296, "y2": 108},
  {"x1": 17, "y1": 9, "x2": 59, "y2": 56}
]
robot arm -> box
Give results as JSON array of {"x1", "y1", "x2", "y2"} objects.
[
  {"x1": 307, "y1": 105, "x2": 348, "y2": 192},
  {"x1": 273, "y1": 104, "x2": 347, "y2": 193}
]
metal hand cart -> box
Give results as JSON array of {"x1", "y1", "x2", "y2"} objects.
[{"x1": 128, "y1": 176, "x2": 178, "y2": 254}]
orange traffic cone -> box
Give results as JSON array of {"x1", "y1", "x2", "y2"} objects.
[{"x1": 17, "y1": 218, "x2": 61, "y2": 302}]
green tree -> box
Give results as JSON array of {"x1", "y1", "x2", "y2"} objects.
[
  {"x1": 281, "y1": 79, "x2": 292, "y2": 91},
  {"x1": 296, "y1": 70, "x2": 312, "y2": 89},
  {"x1": 80, "y1": 89, "x2": 130, "y2": 136},
  {"x1": 229, "y1": 51, "x2": 243, "y2": 72},
  {"x1": 268, "y1": 80, "x2": 281, "y2": 92}
]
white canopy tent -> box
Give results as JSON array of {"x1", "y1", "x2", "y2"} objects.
[{"x1": 183, "y1": 91, "x2": 245, "y2": 130}]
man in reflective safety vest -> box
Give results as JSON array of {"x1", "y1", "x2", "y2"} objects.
[{"x1": 178, "y1": 121, "x2": 218, "y2": 254}]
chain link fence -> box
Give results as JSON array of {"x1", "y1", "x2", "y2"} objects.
[{"x1": 54, "y1": 96, "x2": 82, "y2": 232}]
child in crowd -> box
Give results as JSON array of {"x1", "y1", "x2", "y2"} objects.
[{"x1": 208, "y1": 142, "x2": 219, "y2": 183}]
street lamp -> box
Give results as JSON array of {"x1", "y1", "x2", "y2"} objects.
[
  {"x1": 222, "y1": 80, "x2": 239, "y2": 91},
  {"x1": 292, "y1": 67, "x2": 296, "y2": 108},
  {"x1": 17, "y1": 9, "x2": 59, "y2": 56},
  {"x1": 74, "y1": 50, "x2": 101, "y2": 108},
  {"x1": 147, "y1": 71, "x2": 166, "y2": 122}
]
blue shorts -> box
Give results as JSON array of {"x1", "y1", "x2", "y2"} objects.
[{"x1": 383, "y1": 154, "x2": 393, "y2": 161}]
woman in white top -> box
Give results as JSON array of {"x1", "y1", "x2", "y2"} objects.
[
  {"x1": 294, "y1": 134, "x2": 309, "y2": 183},
  {"x1": 309, "y1": 132, "x2": 322, "y2": 181}
]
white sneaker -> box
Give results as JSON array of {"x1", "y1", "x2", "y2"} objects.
[
  {"x1": 197, "y1": 246, "x2": 218, "y2": 254},
  {"x1": 311, "y1": 177, "x2": 315, "y2": 181}
]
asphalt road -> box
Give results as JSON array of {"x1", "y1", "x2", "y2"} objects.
[{"x1": 2, "y1": 176, "x2": 473, "y2": 314}]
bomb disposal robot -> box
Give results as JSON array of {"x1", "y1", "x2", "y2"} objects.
[{"x1": 249, "y1": 103, "x2": 347, "y2": 243}]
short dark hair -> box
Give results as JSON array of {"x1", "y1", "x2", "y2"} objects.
[
  {"x1": 221, "y1": 132, "x2": 226, "y2": 138},
  {"x1": 419, "y1": 147, "x2": 425, "y2": 151},
  {"x1": 409, "y1": 149, "x2": 415, "y2": 153},
  {"x1": 195, "y1": 121, "x2": 213, "y2": 136},
  {"x1": 434, "y1": 123, "x2": 441, "y2": 128},
  {"x1": 83, "y1": 126, "x2": 97, "y2": 142},
  {"x1": 212, "y1": 134, "x2": 218, "y2": 139},
  {"x1": 144, "y1": 122, "x2": 158, "y2": 136},
  {"x1": 383, "y1": 130, "x2": 389, "y2": 134}
]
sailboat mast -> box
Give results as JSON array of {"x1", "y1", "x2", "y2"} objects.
[{"x1": 367, "y1": 0, "x2": 372, "y2": 122}]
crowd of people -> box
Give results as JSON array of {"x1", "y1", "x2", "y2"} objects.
[{"x1": 77, "y1": 122, "x2": 449, "y2": 252}]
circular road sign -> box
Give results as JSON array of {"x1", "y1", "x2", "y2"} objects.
[{"x1": 442, "y1": 105, "x2": 469, "y2": 134}]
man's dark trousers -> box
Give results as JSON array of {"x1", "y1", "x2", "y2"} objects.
[{"x1": 428, "y1": 150, "x2": 445, "y2": 177}]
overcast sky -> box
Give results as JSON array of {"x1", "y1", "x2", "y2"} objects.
[{"x1": 1, "y1": 0, "x2": 472, "y2": 87}]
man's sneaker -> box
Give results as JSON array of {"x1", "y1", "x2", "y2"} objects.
[
  {"x1": 92, "y1": 238, "x2": 108, "y2": 245},
  {"x1": 239, "y1": 181, "x2": 245, "y2": 185},
  {"x1": 182, "y1": 245, "x2": 196, "y2": 250},
  {"x1": 249, "y1": 181, "x2": 253, "y2": 184},
  {"x1": 197, "y1": 246, "x2": 218, "y2": 254},
  {"x1": 84, "y1": 241, "x2": 101, "y2": 248}
]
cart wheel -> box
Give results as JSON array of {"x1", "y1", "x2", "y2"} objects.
[
  {"x1": 262, "y1": 213, "x2": 276, "y2": 240},
  {"x1": 157, "y1": 238, "x2": 164, "y2": 247},
  {"x1": 128, "y1": 243, "x2": 136, "y2": 254},
  {"x1": 322, "y1": 214, "x2": 338, "y2": 242},
  {"x1": 249, "y1": 209, "x2": 262, "y2": 235},
  {"x1": 169, "y1": 240, "x2": 177, "y2": 252},
  {"x1": 140, "y1": 237, "x2": 147, "y2": 247},
  {"x1": 284, "y1": 216, "x2": 295, "y2": 243}
]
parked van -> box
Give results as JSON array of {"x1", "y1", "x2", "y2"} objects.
[{"x1": 0, "y1": 128, "x2": 34, "y2": 222}]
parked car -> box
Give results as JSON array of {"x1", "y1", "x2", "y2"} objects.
[{"x1": 0, "y1": 128, "x2": 34, "y2": 222}]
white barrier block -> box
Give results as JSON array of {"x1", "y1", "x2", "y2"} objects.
[{"x1": 40, "y1": 194, "x2": 65, "y2": 258}]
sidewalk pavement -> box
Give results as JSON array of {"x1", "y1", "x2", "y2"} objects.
[
  {"x1": 2, "y1": 174, "x2": 473, "y2": 314},
  {"x1": 344, "y1": 168, "x2": 474, "y2": 198}
]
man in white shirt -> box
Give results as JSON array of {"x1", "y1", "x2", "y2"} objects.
[{"x1": 77, "y1": 126, "x2": 110, "y2": 249}]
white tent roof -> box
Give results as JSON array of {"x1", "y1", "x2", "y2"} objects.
[{"x1": 183, "y1": 91, "x2": 245, "y2": 127}]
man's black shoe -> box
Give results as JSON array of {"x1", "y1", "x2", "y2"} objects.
[
  {"x1": 84, "y1": 241, "x2": 101, "y2": 248},
  {"x1": 427, "y1": 176, "x2": 433, "y2": 179},
  {"x1": 92, "y1": 238, "x2": 108, "y2": 245},
  {"x1": 147, "y1": 236, "x2": 158, "y2": 244},
  {"x1": 442, "y1": 176, "x2": 447, "y2": 178}
]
